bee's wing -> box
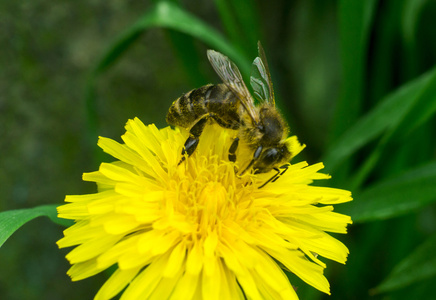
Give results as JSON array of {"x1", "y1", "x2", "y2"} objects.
[
  {"x1": 207, "y1": 50, "x2": 259, "y2": 125},
  {"x1": 250, "y1": 41, "x2": 275, "y2": 106}
]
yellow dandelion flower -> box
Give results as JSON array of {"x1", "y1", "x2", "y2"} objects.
[{"x1": 57, "y1": 117, "x2": 352, "y2": 300}]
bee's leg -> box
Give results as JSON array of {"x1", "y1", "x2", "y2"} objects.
[
  {"x1": 258, "y1": 168, "x2": 280, "y2": 188},
  {"x1": 228, "y1": 137, "x2": 239, "y2": 163},
  {"x1": 271, "y1": 164, "x2": 289, "y2": 182},
  {"x1": 239, "y1": 146, "x2": 262, "y2": 175},
  {"x1": 178, "y1": 115, "x2": 209, "y2": 165},
  {"x1": 258, "y1": 164, "x2": 289, "y2": 188}
]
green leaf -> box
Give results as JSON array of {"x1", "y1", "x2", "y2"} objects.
[
  {"x1": 214, "y1": 0, "x2": 243, "y2": 51},
  {"x1": 329, "y1": 0, "x2": 377, "y2": 142},
  {"x1": 366, "y1": 1, "x2": 402, "y2": 106},
  {"x1": 213, "y1": 0, "x2": 260, "y2": 56},
  {"x1": 92, "y1": 1, "x2": 249, "y2": 77},
  {"x1": 85, "y1": 1, "x2": 249, "y2": 146},
  {"x1": 402, "y1": 0, "x2": 427, "y2": 46},
  {"x1": 166, "y1": 32, "x2": 204, "y2": 87},
  {"x1": 323, "y1": 66, "x2": 436, "y2": 173},
  {"x1": 340, "y1": 161, "x2": 436, "y2": 222},
  {"x1": 349, "y1": 64, "x2": 436, "y2": 189},
  {"x1": 373, "y1": 233, "x2": 436, "y2": 293},
  {"x1": 0, "y1": 205, "x2": 71, "y2": 248},
  {"x1": 390, "y1": 67, "x2": 436, "y2": 140}
]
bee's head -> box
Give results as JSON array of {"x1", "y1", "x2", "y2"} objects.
[{"x1": 253, "y1": 143, "x2": 292, "y2": 174}]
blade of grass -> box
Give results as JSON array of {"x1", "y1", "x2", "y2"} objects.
[
  {"x1": 0, "y1": 205, "x2": 72, "y2": 248},
  {"x1": 347, "y1": 135, "x2": 387, "y2": 191},
  {"x1": 214, "y1": 0, "x2": 241, "y2": 50},
  {"x1": 367, "y1": 1, "x2": 401, "y2": 106},
  {"x1": 349, "y1": 64, "x2": 436, "y2": 189},
  {"x1": 401, "y1": 0, "x2": 427, "y2": 78},
  {"x1": 166, "y1": 31, "x2": 204, "y2": 87},
  {"x1": 390, "y1": 278, "x2": 436, "y2": 300},
  {"x1": 85, "y1": 1, "x2": 249, "y2": 155},
  {"x1": 214, "y1": 0, "x2": 260, "y2": 56},
  {"x1": 326, "y1": 0, "x2": 378, "y2": 186},
  {"x1": 402, "y1": 0, "x2": 427, "y2": 46},
  {"x1": 323, "y1": 66, "x2": 436, "y2": 174},
  {"x1": 329, "y1": 0, "x2": 378, "y2": 143},
  {"x1": 90, "y1": 1, "x2": 249, "y2": 77},
  {"x1": 339, "y1": 161, "x2": 436, "y2": 223},
  {"x1": 391, "y1": 70, "x2": 436, "y2": 139},
  {"x1": 372, "y1": 233, "x2": 436, "y2": 294},
  {"x1": 231, "y1": 0, "x2": 260, "y2": 49}
]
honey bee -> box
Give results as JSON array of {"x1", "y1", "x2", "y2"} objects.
[{"x1": 166, "y1": 42, "x2": 291, "y2": 187}]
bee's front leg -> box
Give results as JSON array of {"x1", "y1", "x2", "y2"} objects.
[
  {"x1": 272, "y1": 164, "x2": 289, "y2": 182},
  {"x1": 259, "y1": 164, "x2": 289, "y2": 188}
]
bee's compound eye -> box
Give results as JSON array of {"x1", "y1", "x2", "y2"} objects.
[{"x1": 262, "y1": 148, "x2": 279, "y2": 164}]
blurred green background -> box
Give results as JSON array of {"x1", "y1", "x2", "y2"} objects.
[{"x1": 1, "y1": 0, "x2": 436, "y2": 299}]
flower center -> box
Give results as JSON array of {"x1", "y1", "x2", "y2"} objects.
[
  {"x1": 198, "y1": 182, "x2": 227, "y2": 232},
  {"x1": 168, "y1": 150, "x2": 256, "y2": 237}
]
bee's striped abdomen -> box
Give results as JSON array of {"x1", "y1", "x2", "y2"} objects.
[
  {"x1": 166, "y1": 85, "x2": 210, "y2": 128},
  {"x1": 166, "y1": 84, "x2": 240, "y2": 130}
]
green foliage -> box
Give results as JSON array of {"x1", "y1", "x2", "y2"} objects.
[
  {"x1": 2, "y1": 0, "x2": 436, "y2": 299},
  {"x1": 323, "y1": 66, "x2": 436, "y2": 174},
  {"x1": 330, "y1": 0, "x2": 377, "y2": 142},
  {"x1": 85, "y1": 1, "x2": 250, "y2": 150},
  {"x1": 0, "y1": 205, "x2": 71, "y2": 248},
  {"x1": 374, "y1": 233, "x2": 436, "y2": 293},
  {"x1": 341, "y1": 162, "x2": 436, "y2": 222}
]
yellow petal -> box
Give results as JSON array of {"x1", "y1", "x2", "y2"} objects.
[
  {"x1": 94, "y1": 267, "x2": 141, "y2": 300},
  {"x1": 163, "y1": 242, "x2": 186, "y2": 277},
  {"x1": 202, "y1": 259, "x2": 221, "y2": 300},
  {"x1": 67, "y1": 259, "x2": 104, "y2": 281},
  {"x1": 186, "y1": 242, "x2": 203, "y2": 275},
  {"x1": 269, "y1": 248, "x2": 330, "y2": 295},
  {"x1": 120, "y1": 255, "x2": 167, "y2": 300},
  {"x1": 170, "y1": 272, "x2": 199, "y2": 300},
  {"x1": 66, "y1": 234, "x2": 121, "y2": 264},
  {"x1": 148, "y1": 267, "x2": 184, "y2": 300}
]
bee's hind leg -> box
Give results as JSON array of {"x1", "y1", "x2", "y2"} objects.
[{"x1": 178, "y1": 115, "x2": 209, "y2": 165}]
